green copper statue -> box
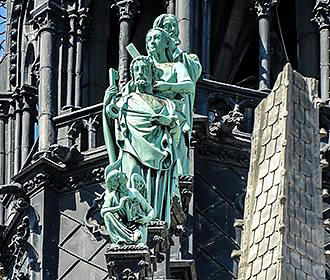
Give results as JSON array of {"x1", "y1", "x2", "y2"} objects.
[
  {"x1": 102, "y1": 14, "x2": 201, "y2": 246},
  {"x1": 152, "y1": 14, "x2": 202, "y2": 175},
  {"x1": 101, "y1": 170, "x2": 154, "y2": 246}
]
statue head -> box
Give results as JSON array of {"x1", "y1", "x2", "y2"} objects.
[
  {"x1": 130, "y1": 173, "x2": 146, "y2": 198},
  {"x1": 145, "y1": 27, "x2": 171, "y2": 62},
  {"x1": 130, "y1": 56, "x2": 153, "y2": 94},
  {"x1": 153, "y1": 14, "x2": 180, "y2": 45},
  {"x1": 106, "y1": 170, "x2": 128, "y2": 192}
]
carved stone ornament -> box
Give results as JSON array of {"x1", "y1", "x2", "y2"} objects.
[
  {"x1": 82, "y1": 167, "x2": 105, "y2": 185},
  {"x1": 12, "y1": 197, "x2": 29, "y2": 213},
  {"x1": 147, "y1": 220, "x2": 169, "y2": 263},
  {"x1": 111, "y1": 0, "x2": 140, "y2": 21},
  {"x1": 34, "y1": 12, "x2": 56, "y2": 32},
  {"x1": 254, "y1": 0, "x2": 278, "y2": 17},
  {"x1": 76, "y1": 12, "x2": 89, "y2": 38},
  {"x1": 0, "y1": 101, "x2": 10, "y2": 117},
  {"x1": 23, "y1": 173, "x2": 55, "y2": 194},
  {"x1": 312, "y1": 0, "x2": 330, "y2": 29},
  {"x1": 31, "y1": 59, "x2": 40, "y2": 85},
  {"x1": 321, "y1": 142, "x2": 330, "y2": 167},
  {"x1": 105, "y1": 245, "x2": 151, "y2": 280},
  {"x1": 8, "y1": 1, "x2": 22, "y2": 86},
  {"x1": 47, "y1": 144, "x2": 83, "y2": 165},
  {"x1": 31, "y1": 144, "x2": 83, "y2": 167},
  {"x1": 31, "y1": 2, "x2": 66, "y2": 36},
  {"x1": 178, "y1": 175, "x2": 193, "y2": 215},
  {"x1": 209, "y1": 104, "x2": 244, "y2": 139},
  {"x1": 6, "y1": 216, "x2": 40, "y2": 279},
  {"x1": 84, "y1": 193, "x2": 108, "y2": 240}
]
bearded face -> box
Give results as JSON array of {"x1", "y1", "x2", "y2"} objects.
[{"x1": 132, "y1": 59, "x2": 152, "y2": 93}]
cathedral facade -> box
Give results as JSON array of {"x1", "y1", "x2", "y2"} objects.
[{"x1": 0, "y1": 0, "x2": 329, "y2": 279}]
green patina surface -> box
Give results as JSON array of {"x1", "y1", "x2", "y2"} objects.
[{"x1": 101, "y1": 14, "x2": 202, "y2": 246}]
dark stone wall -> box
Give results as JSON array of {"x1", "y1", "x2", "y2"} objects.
[
  {"x1": 194, "y1": 157, "x2": 247, "y2": 280},
  {"x1": 57, "y1": 183, "x2": 108, "y2": 279}
]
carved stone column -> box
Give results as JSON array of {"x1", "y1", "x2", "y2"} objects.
[
  {"x1": 58, "y1": 34, "x2": 64, "y2": 114},
  {"x1": 15, "y1": 167, "x2": 62, "y2": 280},
  {"x1": 13, "y1": 92, "x2": 22, "y2": 174},
  {"x1": 6, "y1": 104, "x2": 14, "y2": 183},
  {"x1": 176, "y1": 0, "x2": 192, "y2": 52},
  {"x1": 32, "y1": 3, "x2": 63, "y2": 151},
  {"x1": 21, "y1": 86, "x2": 37, "y2": 166},
  {"x1": 74, "y1": 13, "x2": 88, "y2": 108},
  {"x1": 87, "y1": 115, "x2": 99, "y2": 150},
  {"x1": 64, "y1": 13, "x2": 77, "y2": 110},
  {"x1": 113, "y1": 0, "x2": 139, "y2": 91},
  {"x1": 201, "y1": 0, "x2": 211, "y2": 77},
  {"x1": 254, "y1": 0, "x2": 277, "y2": 91},
  {"x1": 313, "y1": 0, "x2": 330, "y2": 102},
  {"x1": 0, "y1": 101, "x2": 9, "y2": 185}
]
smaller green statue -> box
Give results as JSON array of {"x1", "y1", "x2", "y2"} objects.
[{"x1": 101, "y1": 170, "x2": 154, "y2": 246}]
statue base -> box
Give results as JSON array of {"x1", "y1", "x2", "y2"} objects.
[{"x1": 105, "y1": 244, "x2": 152, "y2": 280}]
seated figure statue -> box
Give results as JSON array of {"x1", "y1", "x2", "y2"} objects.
[{"x1": 101, "y1": 170, "x2": 154, "y2": 246}]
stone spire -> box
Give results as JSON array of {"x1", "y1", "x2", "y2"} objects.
[{"x1": 237, "y1": 64, "x2": 325, "y2": 280}]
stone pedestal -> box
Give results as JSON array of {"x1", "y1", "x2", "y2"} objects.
[{"x1": 105, "y1": 245, "x2": 152, "y2": 280}]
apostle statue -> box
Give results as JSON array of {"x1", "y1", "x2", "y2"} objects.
[
  {"x1": 101, "y1": 14, "x2": 201, "y2": 246},
  {"x1": 153, "y1": 14, "x2": 202, "y2": 175}
]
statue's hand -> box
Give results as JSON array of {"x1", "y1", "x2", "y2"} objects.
[
  {"x1": 104, "y1": 85, "x2": 118, "y2": 104},
  {"x1": 117, "y1": 196, "x2": 129, "y2": 209},
  {"x1": 153, "y1": 81, "x2": 170, "y2": 92},
  {"x1": 128, "y1": 189, "x2": 137, "y2": 200},
  {"x1": 135, "y1": 216, "x2": 150, "y2": 225},
  {"x1": 151, "y1": 114, "x2": 173, "y2": 126}
]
